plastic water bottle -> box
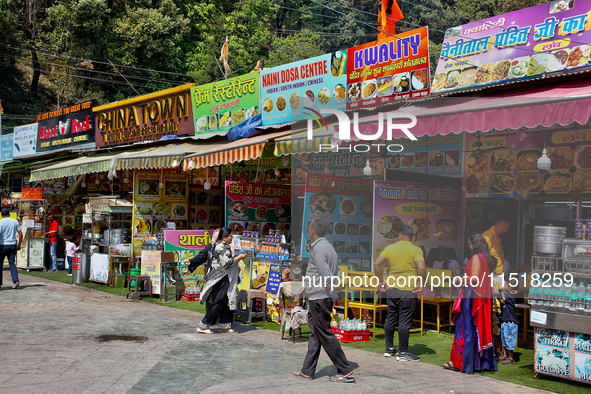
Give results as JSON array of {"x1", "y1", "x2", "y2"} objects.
[
  {"x1": 548, "y1": 281, "x2": 556, "y2": 307},
  {"x1": 528, "y1": 285, "x2": 537, "y2": 306},
  {"x1": 539, "y1": 285, "x2": 548, "y2": 306},
  {"x1": 569, "y1": 294, "x2": 578, "y2": 311},
  {"x1": 577, "y1": 282, "x2": 586, "y2": 311},
  {"x1": 585, "y1": 296, "x2": 591, "y2": 313},
  {"x1": 361, "y1": 320, "x2": 367, "y2": 330},
  {"x1": 332, "y1": 317, "x2": 338, "y2": 329}
]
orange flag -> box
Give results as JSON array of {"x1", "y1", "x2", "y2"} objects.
[
  {"x1": 219, "y1": 37, "x2": 231, "y2": 77},
  {"x1": 378, "y1": 0, "x2": 404, "y2": 41}
]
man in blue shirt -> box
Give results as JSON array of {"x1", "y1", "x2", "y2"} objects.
[{"x1": 0, "y1": 208, "x2": 23, "y2": 289}]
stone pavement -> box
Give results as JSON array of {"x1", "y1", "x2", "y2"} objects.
[{"x1": 0, "y1": 275, "x2": 550, "y2": 394}]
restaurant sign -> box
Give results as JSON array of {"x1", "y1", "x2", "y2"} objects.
[
  {"x1": 94, "y1": 84, "x2": 195, "y2": 147},
  {"x1": 192, "y1": 72, "x2": 260, "y2": 136},
  {"x1": 260, "y1": 53, "x2": 347, "y2": 126},
  {"x1": 36, "y1": 101, "x2": 95, "y2": 153},
  {"x1": 433, "y1": 0, "x2": 591, "y2": 93},
  {"x1": 163, "y1": 230, "x2": 213, "y2": 251},
  {"x1": 346, "y1": 27, "x2": 430, "y2": 110}
]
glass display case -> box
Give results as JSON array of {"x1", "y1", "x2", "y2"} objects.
[{"x1": 16, "y1": 199, "x2": 47, "y2": 270}]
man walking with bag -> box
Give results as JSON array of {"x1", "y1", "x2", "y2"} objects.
[
  {"x1": 294, "y1": 219, "x2": 355, "y2": 383},
  {"x1": 0, "y1": 208, "x2": 23, "y2": 289}
]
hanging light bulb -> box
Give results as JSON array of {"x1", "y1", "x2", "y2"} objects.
[
  {"x1": 172, "y1": 158, "x2": 178, "y2": 167},
  {"x1": 363, "y1": 160, "x2": 372, "y2": 176},
  {"x1": 537, "y1": 148, "x2": 552, "y2": 170},
  {"x1": 204, "y1": 167, "x2": 211, "y2": 189},
  {"x1": 81, "y1": 182, "x2": 87, "y2": 188},
  {"x1": 274, "y1": 166, "x2": 281, "y2": 176},
  {"x1": 95, "y1": 177, "x2": 100, "y2": 185},
  {"x1": 188, "y1": 159, "x2": 195, "y2": 170}
]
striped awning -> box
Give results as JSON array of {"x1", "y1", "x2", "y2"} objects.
[
  {"x1": 30, "y1": 153, "x2": 120, "y2": 181},
  {"x1": 116, "y1": 142, "x2": 225, "y2": 171},
  {"x1": 274, "y1": 126, "x2": 335, "y2": 156},
  {"x1": 183, "y1": 130, "x2": 291, "y2": 170}
]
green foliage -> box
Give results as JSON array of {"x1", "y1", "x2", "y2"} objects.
[{"x1": 266, "y1": 29, "x2": 326, "y2": 68}]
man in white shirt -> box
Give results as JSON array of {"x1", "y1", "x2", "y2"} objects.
[{"x1": 0, "y1": 208, "x2": 23, "y2": 289}]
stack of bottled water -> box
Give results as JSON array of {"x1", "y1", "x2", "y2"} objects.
[
  {"x1": 530, "y1": 280, "x2": 591, "y2": 313},
  {"x1": 336, "y1": 318, "x2": 367, "y2": 331},
  {"x1": 184, "y1": 286, "x2": 201, "y2": 295}
]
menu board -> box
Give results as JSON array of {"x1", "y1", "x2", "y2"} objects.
[
  {"x1": 188, "y1": 186, "x2": 223, "y2": 230},
  {"x1": 223, "y1": 155, "x2": 291, "y2": 184},
  {"x1": 292, "y1": 146, "x2": 386, "y2": 184},
  {"x1": 387, "y1": 134, "x2": 463, "y2": 176},
  {"x1": 192, "y1": 72, "x2": 260, "y2": 136},
  {"x1": 140, "y1": 250, "x2": 162, "y2": 294},
  {"x1": 251, "y1": 261, "x2": 281, "y2": 294},
  {"x1": 163, "y1": 230, "x2": 212, "y2": 290},
  {"x1": 433, "y1": 1, "x2": 591, "y2": 94},
  {"x1": 301, "y1": 175, "x2": 373, "y2": 264},
  {"x1": 225, "y1": 181, "x2": 291, "y2": 240},
  {"x1": 260, "y1": 51, "x2": 347, "y2": 126},
  {"x1": 372, "y1": 180, "x2": 462, "y2": 262},
  {"x1": 464, "y1": 128, "x2": 591, "y2": 197},
  {"x1": 133, "y1": 172, "x2": 189, "y2": 254},
  {"x1": 346, "y1": 27, "x2": 430, "y2": 110},
  {"x1": 191, "y1": 167, "x2": 221, "y2": 187},
  {"x1": 534, "y1": 328, "x2": 591, "y2": 384}
]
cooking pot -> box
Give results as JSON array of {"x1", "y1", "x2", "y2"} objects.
[{"x1": 533, "y1": 225, "x2": 566, "y2": 255}]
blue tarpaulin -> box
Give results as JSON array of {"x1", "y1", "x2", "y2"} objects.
[{"x1": 227, "y1": 114, "x2": 263, "y2": 141}]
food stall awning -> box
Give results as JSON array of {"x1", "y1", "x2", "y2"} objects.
[
  {"x1": 182, "y1": 130, "x2": 291, "y2": 170},
  {"x1": 115, "y1": 142, "x2": 225, "y2": 171},
  {"x1": 351, "y1": 78, "x2": 591, "y2": 140},
  {"x1": 273, "y1": 125, "x2": 335, "y2": 156},
  {"x1": 29, "y1": 152, "x2": 121, "y2": 181}
]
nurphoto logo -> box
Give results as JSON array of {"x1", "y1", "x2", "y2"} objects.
[{"x1": 305, "y1": 108, "x2": 417, "y2": 153}]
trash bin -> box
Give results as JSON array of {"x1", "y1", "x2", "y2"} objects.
[{"x1": 72, "y1": 253, "x2": 89, "y2": 284}]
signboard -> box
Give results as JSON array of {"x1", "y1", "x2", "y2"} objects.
[
  {"x1": 1, "y1": 133, "x2": 13, "y2": 161},
  {"x1": 13, "y1": 123, "x2": 38, "y2": 158},
  {"x1": 225, "y1": 181, "x2": 291, "y2": 239},
  {"x1": 94, "y1": 84, "x2": 195, "y2": 147},
  {"x1": 188, "y1": 186, "x2": 223, "y2": 230},
  {"x1": 89, "y1": 253, "x2": 109, "y2": 284},
  {"x1": 192, "y1": 72, "x2": 260, "y2": 136},
  {"x1": 251, "y1": 261, "x2": 281, "y2": 294},
  {"x1": 301, "y1": 175, "x2": 373, "y2": 265},
  {"x1": 260, "y1": 52, "x2": 347, "y2": 126},
  {"x1": 464, "y1": 128, "x2": 591, "y2": 197},
  {"x1": 141, "y1": 250, "x2": 162, "y2": 294},
  {"x1": 372, "y1": 180, "x2": 462, "y2": 263},
  {"x1": 347, "y1": 27, "x2": 430, "y2": 110},
  {"x1": 433, "y1": 0, "x2": 591, "y2": 93},
  {"x1": 223, "y1": 153, "x2": 292, "y2": 184},
  {"x1": 387, "y1": 134, "x2": 463, "y2": 176},
  {"x1": 163, "y1": 230, "x2": 212, "y2": 290},
  {"x1": 36, "y1": 101, "x2": 95, "y2": 153}
]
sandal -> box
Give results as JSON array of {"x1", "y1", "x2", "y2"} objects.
[
  {"x1": 502, "y1": 358, "x2": 516, "y2": 365},
  {"x1": 196, "y1": 328, "x2": 214, "y2": 334},
  {"x1": 442, "y1": 362, "x2": 459, "y2": 371},
  {"x1": 329, "y1": 374, "x2": 355, "y2": 383},
  {"x1": 293, "y1": 371, "x2": 313, "y2": 380}
]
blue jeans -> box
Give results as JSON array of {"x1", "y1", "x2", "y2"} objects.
[
  {"x1": 67, "y1": 256, "x2": 73, "y2": 274},
  {"x1": 0, "y1": 244, "x2": 19, "y2": 284},
  {"x1": 501, "y1": 321, "x2": 518, "y2": 351},
  {"x1": 49, "y1": 242, "x2": 57, "y2": 271}
]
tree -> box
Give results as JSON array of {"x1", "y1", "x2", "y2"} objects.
[{"x1": 266, "y1": 29, "x2": 325, "y2": 68}]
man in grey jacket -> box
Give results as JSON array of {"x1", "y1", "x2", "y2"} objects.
[{"x1": 294, "y1": 219, "x2": 355, "y2": 383}]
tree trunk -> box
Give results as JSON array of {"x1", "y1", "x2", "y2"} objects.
[{"x1": 30, "y1": 49, "x2": 40, "y2": 93}]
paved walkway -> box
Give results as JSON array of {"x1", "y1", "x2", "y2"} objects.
[{"x1": 0, "y1": 275, "x2": 550, "y2": 394}]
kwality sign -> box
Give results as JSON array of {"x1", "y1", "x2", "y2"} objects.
[{"x1": 36, "y1": 100, "x2": 96, "y2": 153}]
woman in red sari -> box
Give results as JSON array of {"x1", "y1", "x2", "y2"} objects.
[{"x1": 443, "y1": 233, "x2": 498, "y2": 374}]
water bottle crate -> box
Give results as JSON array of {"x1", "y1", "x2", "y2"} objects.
[
  {"x1": 331, "y1": 327, "x2": 370, "y2": 342},
  {"x1": 181, "y1": 292, "x2": 200, "y2": 302}
]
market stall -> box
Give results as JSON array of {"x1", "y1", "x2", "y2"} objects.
[{"x1": 15, "y1": 198, "x2": 47, "y2": 270}]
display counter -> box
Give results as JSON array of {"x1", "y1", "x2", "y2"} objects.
[{"x1": 529, "y1": 237, "x2": 591, "y2": 384}]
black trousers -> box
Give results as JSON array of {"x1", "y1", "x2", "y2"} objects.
[
  {"x1": 201, "y1": 275, "x2": 233, "y2": 327},
  {"x1": 301, "y1": 298, "x2": 353, "y2": 377},
  {"x1": 385, "y1": 289, "x2": 417, "y2": 353}
]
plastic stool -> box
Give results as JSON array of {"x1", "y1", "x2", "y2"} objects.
[{"x1": 126, "y1": 275, "x2": 152, "y2": 301}]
